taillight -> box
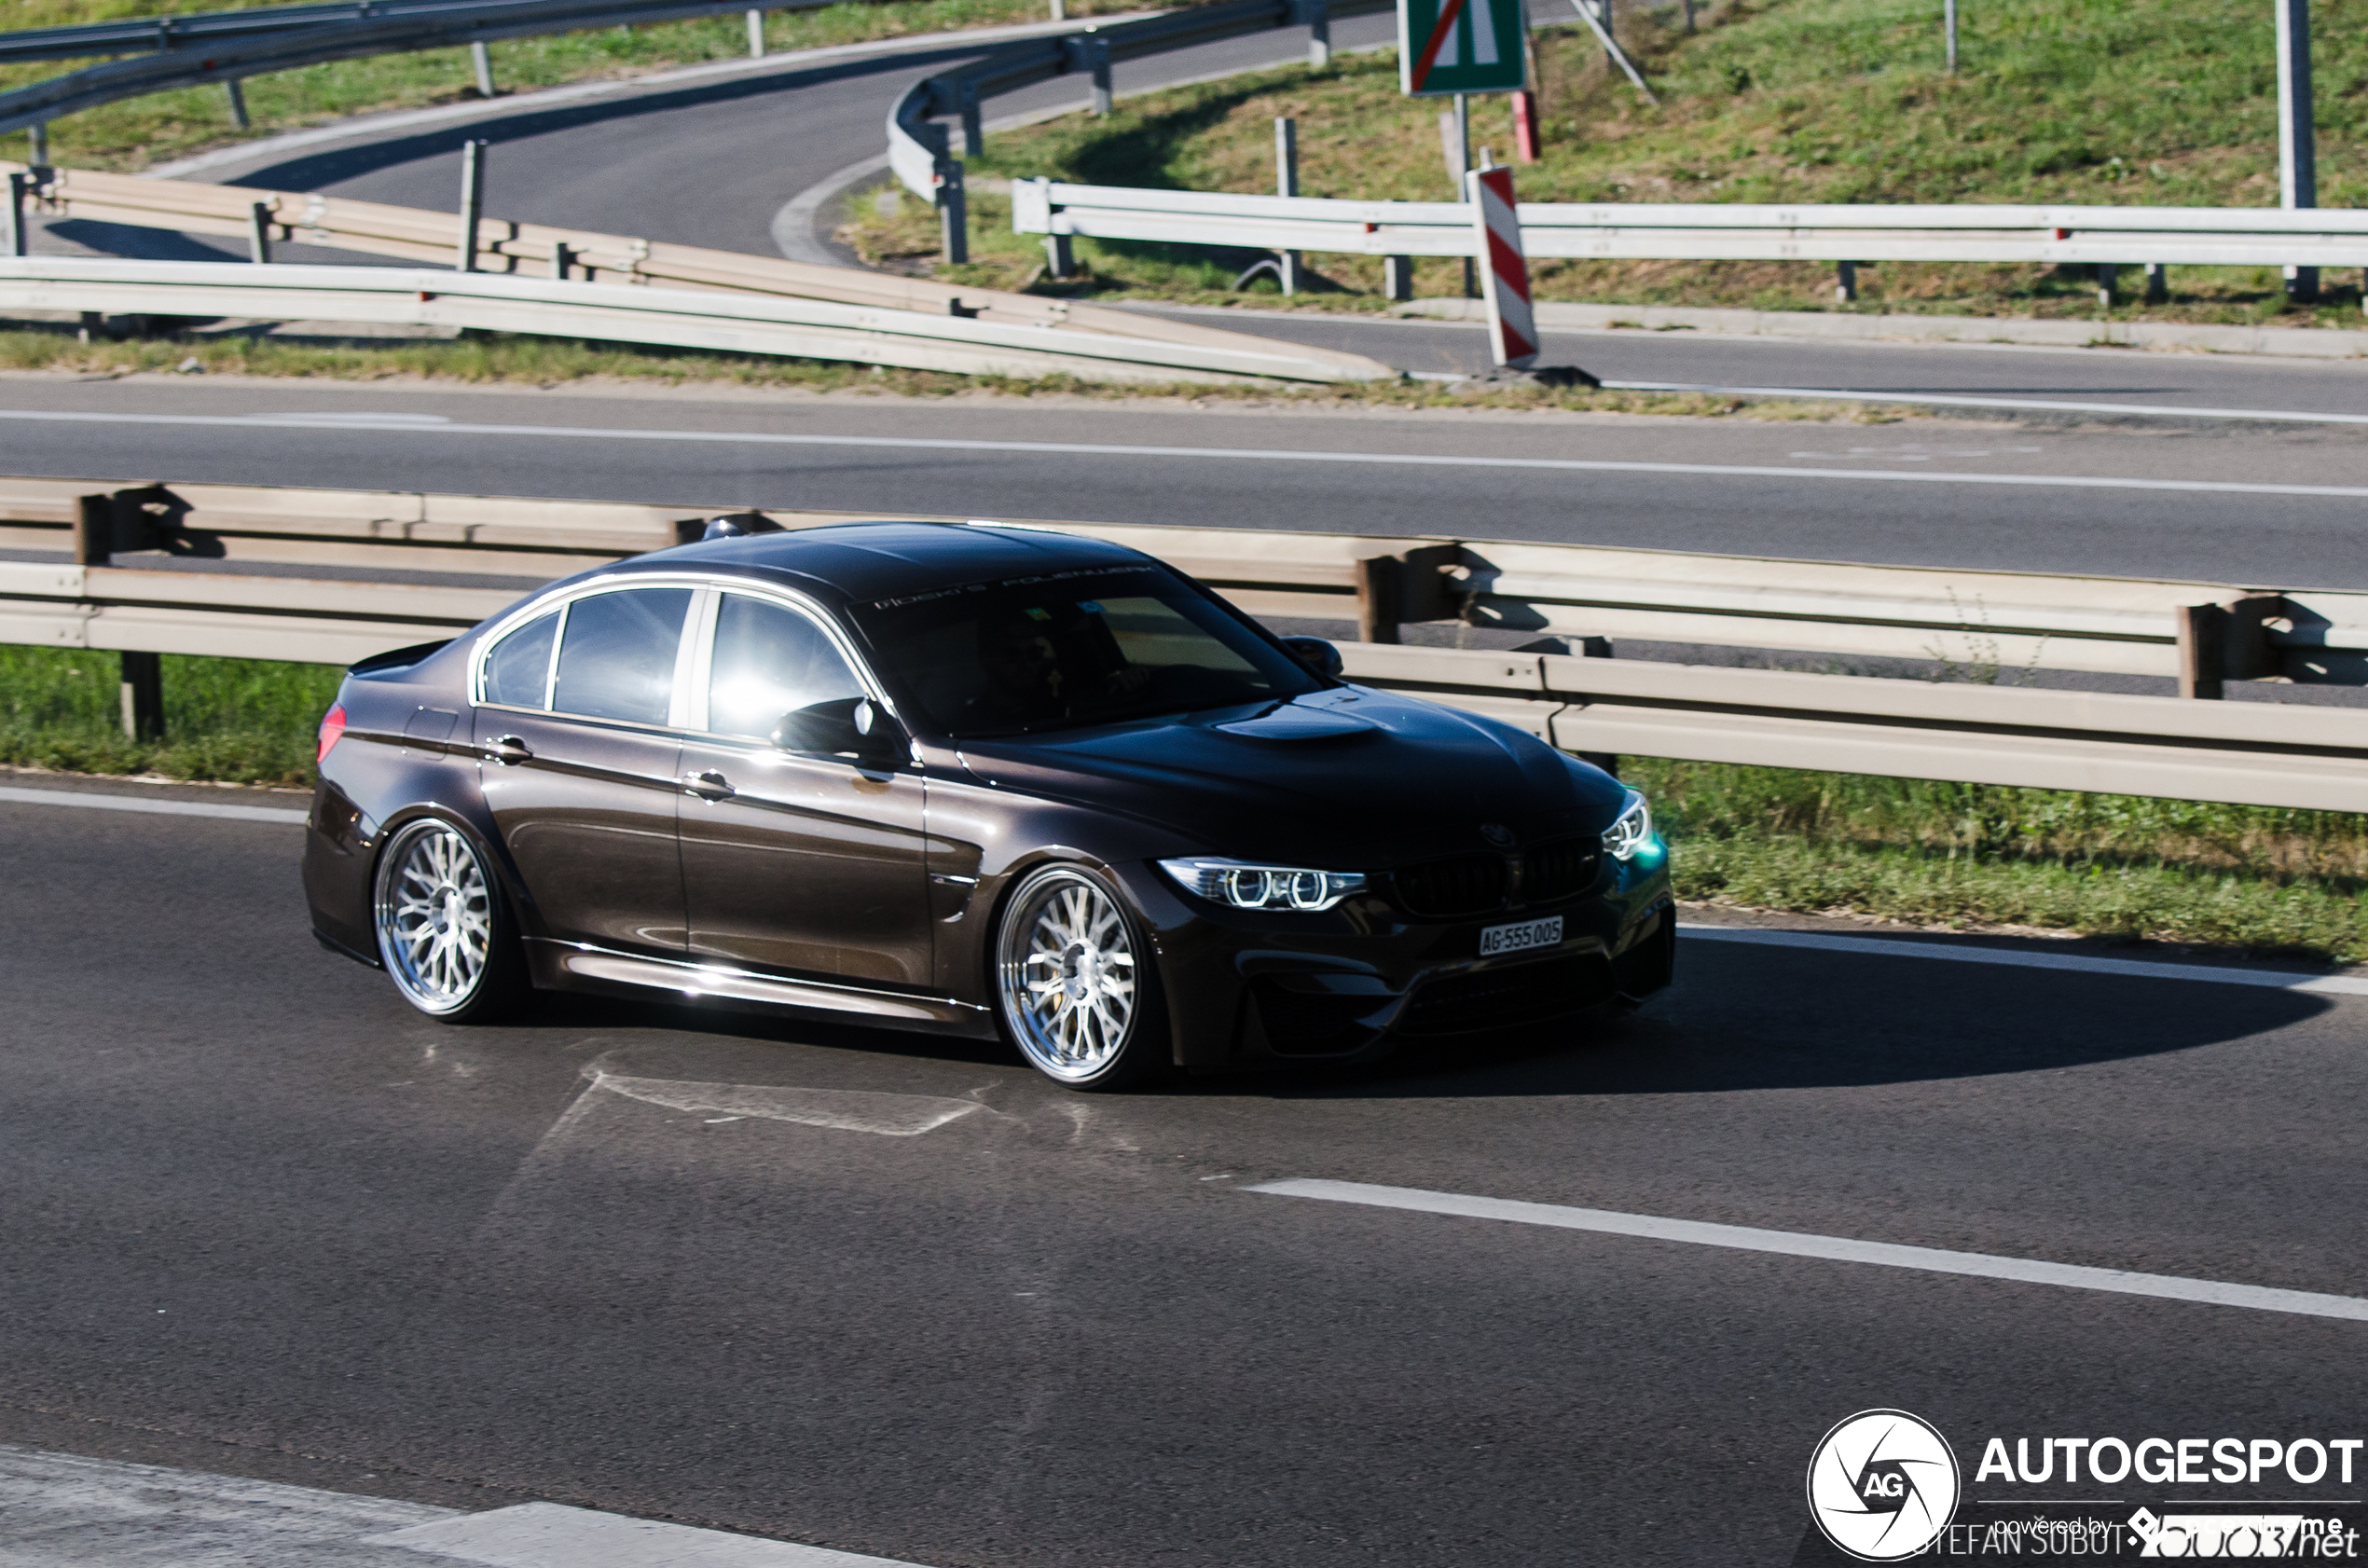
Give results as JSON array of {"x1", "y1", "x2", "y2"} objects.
[{"x1": 316, "y1": 703, "x2": 347, "y2": 763}]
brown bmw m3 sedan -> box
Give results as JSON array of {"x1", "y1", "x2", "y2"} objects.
[{"x1": 303, "y1": 520, "x2": 1673, "y2": 1088}]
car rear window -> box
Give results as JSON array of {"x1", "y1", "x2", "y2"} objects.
[{"x1": 847, "y1": 564, "x2": 1318, "y2": 737}]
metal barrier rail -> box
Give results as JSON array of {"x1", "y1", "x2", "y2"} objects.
[
  {"x1": 1010, "y1": 182, "x2": 2368, "y2": 268},
  {"x1": 0, "y1": 0, "x2": 951, "y2": 133},
  {"x1": 0, "y1": 254, "x2": 1384, "y2": 380},
  {"x1": 4, "y1": 476, "x2": 2363, "y2": 809},
  {"x1": 0, "y1": 160, "x2": 1391, "y2": 382}
]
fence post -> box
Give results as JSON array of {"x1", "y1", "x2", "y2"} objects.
[
  {"x1": 247, "y1": 200, "x2": 272, "y2": 264},
  {"x1": 471, "y1": 40, "x2": 496, "y2": 98},
  {"x1": 2176, "y1": 604, "x2": 2227, "y2": 700},
  {"x1": 119, "y1": 652, "x2": 164, "y2": 742},
  {"x1": 1353, "y1": 556, "x2": 1402, "y2": 643},
  {"x1": 1090, "y1": 36, "x2": 1112, "y2": 116},
  {"x1": 939, "y1": 159, "x2": 969, "y2": 265},
  {"x1": 225, "y1": 78, "x2": 250, "y2": 129},
  {"x1": 1274, "y1": 117, "x2": 1301, "y2": 296},
  {"x1": 746, "y1": 8, "x2": 764, "y2": 58},
  {"x1": 457, "y1": 138, "x2": 487, "y2": 272},
  {"x1": 2277, "y1": 0, "x2": 2318, "y2": 303},
  {"x1": 1384, "y1": 255, "x2": 1413, "y2": 300},
  {"x1": 74, "y1": 493, "x2": 111, "y2": 565}
]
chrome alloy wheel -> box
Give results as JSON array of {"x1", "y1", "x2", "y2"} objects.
[
  {"x1": 998, "y1": 869, "x2": 1142, "y2": 1082},
  {"x1": 374, "y1": 820, "x2": 496, "y2": 1015}
]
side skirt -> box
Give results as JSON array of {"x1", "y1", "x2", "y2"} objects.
[{"x1": 527, "y1": 940, "x2": 997, "y2": 1038}]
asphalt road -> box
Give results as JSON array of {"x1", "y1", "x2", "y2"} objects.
[
  {"x1": 8, "y1": 376, "x2": 2368, "y2": 587},
  {"x1": 6, "y1": 777, "x2": 2365, "y2": 1567}
]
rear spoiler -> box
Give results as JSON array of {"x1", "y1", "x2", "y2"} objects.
[{"x1": 348, "y1": 639, "x2": 454, "y2": 676}]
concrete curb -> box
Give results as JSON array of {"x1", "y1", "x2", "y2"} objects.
[{"x1": 1389, "y1": 296, "x2": 2368, "y2": 360}]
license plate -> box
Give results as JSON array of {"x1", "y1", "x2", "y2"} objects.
[{"x1": 1479, "y1": 915, "x2": 1563, "y2": 957}]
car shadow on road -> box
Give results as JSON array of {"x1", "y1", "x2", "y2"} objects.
[{"x1": 1242, "y1": 942, "x2": 2334, "y2": 1100}]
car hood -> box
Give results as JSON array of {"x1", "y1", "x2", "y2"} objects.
[{"x1": 952, "y1": 689, "x2": 1625, "y2": 867}]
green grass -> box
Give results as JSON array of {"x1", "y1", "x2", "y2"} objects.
[
  {"x1": 0, "y1": 0, "x2": 1150, "y2": 172},
  {"x1": 6, "y1": 641, "x2": 2361, "y2": 961},
  {"x1": 0, "y1": 643, "x2": 337, "y2": 783},
  {"x1": 843, "y1": 0, "x2": 2368, "y2": 323},
  {"x1": 1630, "y1": 757, "x2": 2368, "y2": 963}
]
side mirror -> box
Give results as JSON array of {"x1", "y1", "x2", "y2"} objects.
[
  {"x1": 773, "y1": 697, "x2": 909, "y2": 767},
  {"x1": 1281, "y1": 635, "x2": 1344, "y2": 678}
]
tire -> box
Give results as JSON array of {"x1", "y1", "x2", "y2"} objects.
[
  {"x1": 993, "y1": 863, "x2": 1170, "y2": 1090},
  {"x1": 371, "y1": 817, "x2": 530, "y2": 1024}
]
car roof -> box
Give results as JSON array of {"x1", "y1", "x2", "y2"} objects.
[{"x1": 604, "y1": 521, "x2": 1155, "y2": 605}]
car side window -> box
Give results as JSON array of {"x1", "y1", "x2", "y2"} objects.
[
  {"x1": 481, "y1": 609, "x2": 559, "y2": 708},
  {"x1": 708, "y1": 594, "x2": 866, "y2": 741},
  {"x1": 551, "y1": 588, "x2": 694, "y2": 725}
]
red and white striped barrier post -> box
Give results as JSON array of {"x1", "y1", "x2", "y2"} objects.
[{"x1": 1465, "y1": 162, "x2": 1537, "y2": 369}]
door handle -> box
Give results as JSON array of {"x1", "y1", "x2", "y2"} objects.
[
  {"x1": 681, "y1": 770, "x2": 734, "y2": 801},
  {"x1": 488, "y1": 735, "x2": 533, "y2": 765}
]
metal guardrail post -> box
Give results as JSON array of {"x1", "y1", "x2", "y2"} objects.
[
  {"x1": 457, "y1": 137, "x2": 487, "y2": 272},
  {"x1": 28, "y1": 122, "x2": 46, "y2": 163},
  {"x1": 4, "y1": 172, "x2": 24, "y2": 258},
  {"x1": 1089, "y1": 34, "x2": 1112, "y2": 116},
  {"x1": 471, "y1": 39, "x2": 495, "y2": 97},
  {"x1": 1044, "y1": 231, "x2": 1074, "y2": 278},
  {"x1": 2094, "y1": 263, "x2": 2117, "y2": 309},
  {"x1": 553, "y1": 239, "x2": 573, "y2": 279},
  {"x1": 2145, "y1": 262, "x2": 2168, "y2": 303},
  {"x1": 225, "y1": 77, "x2": 250, "y2": 128},
  {"x1": 2177, "y1": 604, "x2": 2226, "y2": 700},
  {"x1": 1301, "y1": 0, "x2": 1329, "y2": 67},
  {"x1": 1383, "y1": 255, "x2": 1412, "y2": 300},
  {"x1": 745, "y1": 7, "x2": 763, "y2": 57},
  {"x1": 958, "y1": 81, "x2": 983, "y2": 157},
  {"x1": 1834, "y1": 260, "x2": 1857, "y2": 302},
  {"x1": 246, "y1": 200, "x2": 272, "y2": 263},
  {"x1": 73, "y1": 493, "x2": 111, "y2": 565},
  {"x1": 1274, "y1": 117, "x2": 1300, "y2": 296},
  {"x1": 2278, "y1": 0, "x2": 2318, "y2": 303},
  {"x1": 939, "y1": 158, "x2": 968, "y2": 265},
  {"x1": 1353, "y1": 555, "x2": 1400, "y2": 643},
  {"x1": 119, "y1": 651, "x2": 164, "y2": 741}
]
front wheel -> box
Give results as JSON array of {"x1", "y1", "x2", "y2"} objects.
[
  {"x1": 372, "y1": 818, "x2": 528, "y2": 1023},
  {"x1": 994, "y1": 863, "x2": 1169, "y2": 1090}
]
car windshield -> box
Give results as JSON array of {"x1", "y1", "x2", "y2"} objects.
[{"x1": 847, "y1": 563, "x2": 1323, "y2": 738}]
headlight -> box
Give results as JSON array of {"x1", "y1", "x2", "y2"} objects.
[
  {"x1": 1602, "y1": 791, "x2": 1656, "y2": 861},
  {"x1": 1158, "y1": 858, "x2": 1368, "y2": 912}
]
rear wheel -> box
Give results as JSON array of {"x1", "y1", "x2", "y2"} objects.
[
  {"x1": 994, "y1": 864, "x2": 1168, "y2": 1090},
  {"x1": 373, "y1": 818, "x2": 527, "y2": 1022}
]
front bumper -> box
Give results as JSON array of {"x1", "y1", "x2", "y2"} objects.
[{"x1": 1125, "y1": 855, "x2": 1676, "y2": 1069}]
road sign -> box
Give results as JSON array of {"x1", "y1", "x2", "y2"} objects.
[
  {"x1": 1466, "y1": 163, "x2": 1537, "y2": 367},
  {"x1": 1399, "y1": 0, "x2": 1527, "y2": 95}
]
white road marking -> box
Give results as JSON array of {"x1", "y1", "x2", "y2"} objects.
[
  {"x1": 0, "y1": 783, "x2": 309, "y2": 824},
  {"x1": 1605, "y1": 378, "x2": 2368, "y2": 427},
  {"x1": 1246, "y1": 1179, "x2": 2368, "y2": 1323},
  {"x1": 587, "y1": 1070, "x2": 981, "y2": 1135},
  {"x1": 7, "y1": 407, "x2": 2368, "y2": 499},
  {"x1": 1680, "y1": 922, "x2": 2368, "y2": 996},
  {"x1": 370, "y1": 1500, "x2": 930, "y2": 1567}
]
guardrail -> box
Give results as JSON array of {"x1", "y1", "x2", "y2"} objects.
[
  {"x1": 887, "y1": 0, "x2": 1384, "y2": 260},
  {"x1": 5, "y1": 475, "x2": 2363, "y2": 810},
  {"x1": 0, "y1": 160, "x2": 1391, "y2": 381},
  {"x1": 1010, "y1": 183, "x2": 2368, "y2": 270},
  {"x1": 0, "y1": 0, "x2": 971, "y2": 133}
]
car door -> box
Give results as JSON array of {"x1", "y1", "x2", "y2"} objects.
[
  {"x1": 474, "y1": 584, "x2": 695, "y2": 956},
  {"x1": 674, "y1": 589, "x2": 934, "y2": 990}
]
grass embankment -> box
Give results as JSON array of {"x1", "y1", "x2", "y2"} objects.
[
  {"x1": 0, "y1": 0, "x2": 1146, "y2": 172},
  {"x1": 847, "y1": 0, "x2": 2368, "y2": 324},
  {"x1": 7, "y1": 644, "x2": 2361, "y2": 960}
]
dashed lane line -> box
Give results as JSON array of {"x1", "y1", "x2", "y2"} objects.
[
  {"x1": 1681, "y1": 922, "x2": 2368, "y2": 996},
  {"x1": 6, "y1": 407, "x2": 2368, "y2": 500},
  {"x1": 1246, "y1": 1179, "x2": 2368, "y2": 1324}
]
